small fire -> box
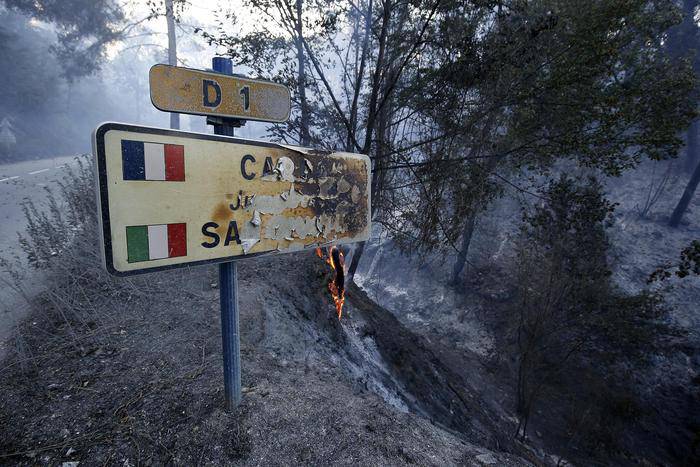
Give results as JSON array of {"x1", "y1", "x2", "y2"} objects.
[{"x1": 316, "y1": 246, "x2": 346, "y2": 319}]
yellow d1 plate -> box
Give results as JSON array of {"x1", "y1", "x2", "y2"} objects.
[
  {"x1": 93, "y1": 123, "x2": 371, "y2": 276},
  {"x1": 149, "y1": 64, "x2": 291, "y2": 123}
]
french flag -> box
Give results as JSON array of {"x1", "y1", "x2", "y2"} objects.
[
  {"x1": 126, "y1": 223, "x2": 187, "y2": 263},
  {"x1": 121, "y1": 140, "x2": 185, "y2": 181}
]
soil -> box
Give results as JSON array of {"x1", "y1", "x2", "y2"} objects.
[
  {"x1": 0, "y1": 252, "x2": 529, "y2": 466},
  {"x1": 354, "y1": 160, "x2": 700, "y2": 465}
]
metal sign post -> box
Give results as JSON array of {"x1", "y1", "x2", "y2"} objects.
[
  {"x1": 95, "y1": 57, "x2": 371, "y2": 412},
  {"x1": 211, "y1": 57, "x2": 242, "y2": 410}
]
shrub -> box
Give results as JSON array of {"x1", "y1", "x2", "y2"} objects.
[
  {"x1": 0, "y1": 155, "x2": 152, "y2": 350},
  {"x1": 511, "y1": 175, "x2": 675, "y2": 447}
]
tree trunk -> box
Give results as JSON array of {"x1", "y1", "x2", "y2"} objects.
[
  {"x1": 294, "y1": 0, "x2": 310, "y2": 146},
  {"x1": 346, "y1": 0, "x2": 372, "y2": 152},
  {"x1": 670, "y1": 155, "x2": 700, "y2": 227},
  {"x1": 347, "y1": 241, "x2": 365, "y2": 281},
  {"x1": 686, "y1": 119, "x2": 698, "y2": 174},
  {"x1": 347, "y1": 0, "x2": 389, "y2": 283},
  {"x1": 451, "y1": 213, "x2": 477, "y2": 284},
  {"x1": 165, "y1": 0, "x2": 179, "y2": 130},
  {"x1": 361, "y1": 0, "x2": 391, "y2": 155}
]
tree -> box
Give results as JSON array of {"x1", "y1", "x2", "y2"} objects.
[
  {"x1": 165, "y1": 0, "x2": 179, "y2": 130},
  {"x1": 511, "y1": 176, "x2": 670, "y2": 442},
  {"x1": 381, "y1": 0, "x2": 696, "y2": 283},
  {"x1": 667, "y1": 0, "x2": 700, "y2": 226},
  {"x1": 667, "y1": 0, "x2": 700, "y2": 173},
  {"x1": 199, "y1": 0, "x2": 695, "y2": 285},
  {"x1": 3, "y1": 0, "x2": 126, "y2": 79},
  {"x1": 198, "y1": 0, "x2": 331, "y2": 146},
  {"x1": 201, "y1": 0, "x2": 444, "y2": 282},
  {"x1": 670, "y1": 159, "x2": 700, "y2": 226}
]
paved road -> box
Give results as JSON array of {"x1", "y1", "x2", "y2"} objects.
[{"x1": 0, "y1": 155, "x2": 82, "y2": 358}]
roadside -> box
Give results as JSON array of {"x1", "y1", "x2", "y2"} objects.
[
  {"x1": 0, "y1": 155, "x2": 82, "y2": 359},
  {"x1": 0, "y1": 251, "x2": 529, "y2": 465}
]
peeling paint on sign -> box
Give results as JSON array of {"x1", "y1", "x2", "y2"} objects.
[
  {"x1": 93, "y1": 123, "x2": 371, "y2": 276},
  {"x1": 149, "y1": 64, "x2": 291, "y2": 123}
]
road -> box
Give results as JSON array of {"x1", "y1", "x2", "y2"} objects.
[{"x1": 0, "y1": 155, "x2": 81, "y2": 358}]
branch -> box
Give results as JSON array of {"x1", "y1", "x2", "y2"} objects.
[{"x1": 301, "y1": 35, "x2": 363, "y2": 151}]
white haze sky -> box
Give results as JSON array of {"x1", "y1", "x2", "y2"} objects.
[
  {"x1": 102, "y1": 0, "x2": 280, "y2": 138},
  {"x1": 111, "y1": 0, "x2": 257, "y2": 69}
]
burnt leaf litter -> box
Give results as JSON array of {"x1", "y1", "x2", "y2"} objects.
[{"x1": 0, "y1": 253, "x2": 527, "y2": 466}]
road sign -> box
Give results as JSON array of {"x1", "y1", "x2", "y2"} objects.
[
  {"x1": 92, "y1": 122, "x2": 371, "y2": 276},
  {"x1": 149, "y1": 64, "x2": 291, "y2": 123}
]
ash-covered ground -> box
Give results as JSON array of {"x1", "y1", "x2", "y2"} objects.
[
  {"x1": 1, "y1": 158, "x2": 699, "y2": 466},
  {"x1": 0, "y1": 249, "x2": 532, "y2": 465},
  {"x1": 354, "y1": 159, "x2": 700, "y2": 465}
]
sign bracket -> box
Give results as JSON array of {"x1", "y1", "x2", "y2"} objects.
[{"x1": 206, "y1": 115, "x2": 246, "y2": 129}]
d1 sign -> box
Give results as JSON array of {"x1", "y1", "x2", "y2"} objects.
[
  {"x1": 93, "y1": 123, "x2": 371, "y2": 276},
  {"x1": 149, "y1": 64, "x2": 291, "y2": 123}
]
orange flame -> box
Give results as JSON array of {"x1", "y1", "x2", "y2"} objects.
[{"x1": 316, "y1": 246, "x2": 346, "y2": 319}]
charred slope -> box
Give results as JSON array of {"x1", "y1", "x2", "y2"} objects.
[
  {"x1": 0, "y1": 249, "x2": 529, "y2": 465},
  {"x1": 343, "y1": 282, "x2": 513, "y2": 451},
  {"x1": 253, "y1": 251, "x2": 523, "y2": 457}
]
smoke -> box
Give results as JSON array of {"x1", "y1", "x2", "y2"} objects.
[{"x1": 0, "y1": 8, "x2": 269, "y2": 162}]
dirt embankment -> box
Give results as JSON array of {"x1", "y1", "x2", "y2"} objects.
[{"x1": 0, "y1": 252, "x2": 529, "y2": 466}]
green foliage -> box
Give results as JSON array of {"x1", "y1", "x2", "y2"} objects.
[
  {"x1": 387, "y1": 0, "x2": 698, "y2": 255},
  {"x1": 3, "y1": 0, "x2": 125, "y2": 79},
  {"x1": 666, "y1": 0, "x2": 700, "y2": 75},
  {"x1": 511, "y1": 175, "x2": 676, "y2": 443},
  {"x1": 649, "y1": 239, "x2": 700, "y2": 281}
]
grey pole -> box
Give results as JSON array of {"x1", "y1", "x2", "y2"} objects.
[
  {"x1": 165, "y1": 0, "x2": 180, "y2": 130},
  {"x1": 211, "y1": 56, "x2": 241, "y2": 410}
]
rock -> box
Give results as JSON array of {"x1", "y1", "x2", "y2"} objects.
[{"x1": 475, "y1": 452, "x2": 498, "y2": 464}]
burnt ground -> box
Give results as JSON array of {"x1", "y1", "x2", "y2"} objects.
[
  {"x1": 0, "y1": 252, "x2": 530, "y2": 466},
  {"x1": 354, "y1": 161, "x2": 700, "y2": 466},
  {"x1": 358, "y1": 239, "x2": 700, "y2": 465}
]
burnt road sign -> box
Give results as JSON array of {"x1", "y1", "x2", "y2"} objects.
[
  {"x1": 149, "y1": 64, "x2": 291, "y2": 123},
  {"x1": 92, "y1": 122, "x2": 371, "y2": 276}
]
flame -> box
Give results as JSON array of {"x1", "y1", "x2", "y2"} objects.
[{"x1": 316, "y1": 246, "x2": 346, "y2": 319}]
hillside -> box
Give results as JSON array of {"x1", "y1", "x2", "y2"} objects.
[{"x1": 0, "y1": 251, "x2": 532, "y2": 465}]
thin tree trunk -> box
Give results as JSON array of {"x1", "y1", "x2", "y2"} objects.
[
  {"x1": 686, "y1": 119, "x2": 698, "y2": 174},
  {"x1": 347, "y1": 0, "x2": 391, "y2": 283},
  {"x1": 347, "y1": 240, "x2": 365, "y2": 280},
  {"x1": 361, "y1": 0, "x2": 391, "y2": 155},
  {"x1": 165, "y1": 0, "x2": 179, "y2": 130},
  {"x1": 295, "y1": 0, "x2": 310, "y2": 145},
  {"x1": 670, "y1": 155, "x2": 700, "y2": 227},
  {"x1": 451, "y1": 213, "x2": 477, "y2": 284},
  {"x1": 346, "y1": 0, "x2": 372, "y2": 152}
]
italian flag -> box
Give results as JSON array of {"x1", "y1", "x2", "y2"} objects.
[
  {"x1": 121, "y1": 140, "x2": 185, "y2": 181},
  {"x1": 126, "y1": 223, "x2": 187, "y2": 263}
]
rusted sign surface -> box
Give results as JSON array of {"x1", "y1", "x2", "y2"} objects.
[
  {"x1": 149, "y1": 64, "x2": 291, "y2": 123},
  {"x1": 93, "y1": 123, "x2": 371, "y2": 276}
]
